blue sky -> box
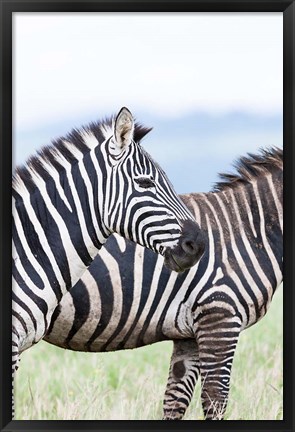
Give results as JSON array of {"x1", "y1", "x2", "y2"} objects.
[{"x1": 13, "y1": 13, "x2": 283, "y2": 194}]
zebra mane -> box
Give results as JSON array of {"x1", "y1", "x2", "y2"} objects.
[
  {"x1": 213, "y1": 146, "x2": 283, "y2": 192},
  {"x1": 13, "y1": 116, "x2": 152, "y2": 191}
]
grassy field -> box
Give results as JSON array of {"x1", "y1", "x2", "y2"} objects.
[{"x1": 15, "y1": 286, "x2": 283, "y2": 420}]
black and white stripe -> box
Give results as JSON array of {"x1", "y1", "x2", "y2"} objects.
[
  {"x1": 12, "y1": 107, "x2": 205, "y2": 416},
  {"x1": 44, "y1": 147, "x2": 283, "y2": 420}
]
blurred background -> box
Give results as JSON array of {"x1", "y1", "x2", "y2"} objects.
[{"x1": 13, "y1": 12, "x2": 283, "y2": 193}]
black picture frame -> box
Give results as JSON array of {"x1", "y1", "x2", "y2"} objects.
[{"x1": 1, "y1": 1, "x2": 294, "y2": 431}]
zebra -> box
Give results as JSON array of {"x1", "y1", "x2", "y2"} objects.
[
  {"x1": 12, "y1": 107, "x2": 206, "y2": 415},
  {"x1": 44, "y1": 147, "x2": 283, "y2": 420}
]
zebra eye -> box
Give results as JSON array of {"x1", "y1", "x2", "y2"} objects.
[{"x1": 134, "y1": 177, "x2": 155, "y2": 189}]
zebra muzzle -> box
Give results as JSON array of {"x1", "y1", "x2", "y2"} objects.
[{"x1": 164, "y1": 220, "x2": 205, "y2": 272}]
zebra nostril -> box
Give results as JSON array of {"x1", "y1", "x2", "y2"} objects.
[
  {"x1": 181, "y1": 239, "x2": 198, "y2": 255},
  {"x1": 159, "y1": 246, "x2": 164, "y2": 254}
]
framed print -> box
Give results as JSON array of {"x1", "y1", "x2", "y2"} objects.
[{"x1": 1, "y1": 1, "x2": 294, "y2": 432}]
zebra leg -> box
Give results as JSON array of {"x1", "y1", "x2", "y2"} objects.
[
  {"x1": 12, "y1": 330, "x2": 20, "y2": 418},
  {"x1": 196, "y1": 314, "x2": 241, "y2": 420},
  {"x1": 163, "y1": 339, "x2": 199, "y2": 420}
]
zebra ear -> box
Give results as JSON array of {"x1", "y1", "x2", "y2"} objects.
[{"x1": 113, "y1": 107, "x2": 135, "y2": 151}]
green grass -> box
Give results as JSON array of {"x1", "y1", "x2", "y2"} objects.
[{"x1": 15, "y1": 287, "x2": 283, "y2": 420}]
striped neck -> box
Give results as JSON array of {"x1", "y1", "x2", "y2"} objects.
[
  {"x1": 12, "y1": 148, "x2": 109, "y2": 301},
  {"x1": 182, "y1": 164, "x2": 283, "y2": 306}
]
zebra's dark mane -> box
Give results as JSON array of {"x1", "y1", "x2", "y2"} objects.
[
  {"x1": 213, "y1": 146, "x2": 283, "y2": 192},
  {"x1": 13, "y1": 115, "x2": 152, "y2": 191}
]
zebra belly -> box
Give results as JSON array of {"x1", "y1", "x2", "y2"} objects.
[
  {"x1": 44, "y1": 299, "x2": 169, "y2": 352},
  {"x1": 44, "y1": 250, "x2": 188, "y2": 352},
  {"x1": 44, "y1": 282, "x2": 172, "y2": 352}
]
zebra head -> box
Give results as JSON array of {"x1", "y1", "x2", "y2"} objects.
[{"x1": 100, "y1": 107, "x2": 205, "y2": 272}]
